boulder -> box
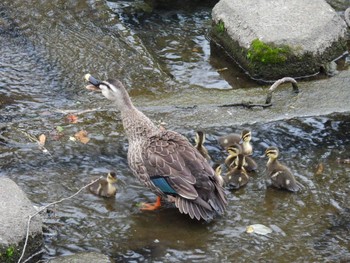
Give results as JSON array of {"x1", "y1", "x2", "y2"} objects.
[
  {"x1": 0, "y1": 177, "x2": 43, "y2": 263},
  {"x1": 211, "y1": 0, "x2": 348, "y2": 80}
]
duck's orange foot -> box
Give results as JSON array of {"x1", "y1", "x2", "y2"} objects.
[{"x1": 140, "y1": 196, "x2": 162, "y2": 211}]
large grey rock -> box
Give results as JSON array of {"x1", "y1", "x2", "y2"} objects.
[
  {"x1": 211, "y1": 0, "x2": 348, "y2": 80},
  {"x1": 47, "y1": 252, "x2": 113, "y2": 263},
  {"x1": 0, "y1": 177, "x2": 43, "y2": 263}
]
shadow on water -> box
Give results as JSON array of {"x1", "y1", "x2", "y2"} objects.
[{"x1": 0, "y1": 0, "x2": 350, "y2": 262}]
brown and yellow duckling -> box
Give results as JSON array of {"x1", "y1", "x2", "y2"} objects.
[
  {"x1": 265, "y1": 147, "x2": 303, "y2": 192},
  {"x1": 194, "y1": 130, "x2": 211, "y2": 162},
  {"x1": 218, "y1": 132, "x2": 240, "y2": 149},
  {"x1": 218, "y1": 129, "x2": 253, "y2": 155},
  {"x1": 240, "y1": 129, "x2": 253, "y2": 156},
  {"x1": 225, "y1": 153, "x2": 249, "y2": 190},
  {"x1": 225, "y1": 143, "x2": 257, "y2": 172},
  {"x1": 89, "y1": 171, "x2": 117, "y2": 197}
]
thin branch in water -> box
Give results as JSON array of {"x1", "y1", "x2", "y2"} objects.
[
  {"x1": 16, "y1": 129, "x2": 53, "y2": 157},
  {"x1": 21, "y1": 249, "x2": 46, "y2": 263},
  {"x1": 18, "y1": 177, "x2": 103, "y2": 263},
  {"x1": 52, "y1": 108, "x2": 103, "y2": 115}
]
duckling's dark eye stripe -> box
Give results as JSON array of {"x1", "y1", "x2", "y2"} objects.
[{"x1": 242, "y1": 133, "x2": 251, "y2": 139}]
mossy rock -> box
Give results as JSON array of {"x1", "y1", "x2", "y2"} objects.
[
  {"x1": 210, "y1": 21, "x2": 348, "y2": 80},
  {"x1": 0, "y1": 246, "x2": 17, "y2": 263},
  {"x1": 0, "y1": 235, "x2": 43, "y2": 263}
]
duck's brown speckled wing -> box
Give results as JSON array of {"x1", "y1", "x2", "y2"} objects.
[{"x1": 142, "y1": 130, "x2": 227, "y2": 220}]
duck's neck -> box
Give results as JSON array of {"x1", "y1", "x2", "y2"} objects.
[
  {"x1": 120, "y1": 106, "x2": 159, "y2": 142},
  {"x1": 242, "y1": 141, "x2": 252, "y2": 154},
  {"x1": 236, "y1": 155, "x2": 245, "y2": 169},
  {"x1": 267, "y1": 157, "x2": 277, "y2": 168}
]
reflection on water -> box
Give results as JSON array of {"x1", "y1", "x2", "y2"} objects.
[{"x1": 1, "y1": 0, "x2": 350, "y2": 262}]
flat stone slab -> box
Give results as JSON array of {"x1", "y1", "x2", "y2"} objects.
[
  {"x1": 211, "y1": 0, "x2": 348, "y2": 80},
  {"x1": 0, "y1": 177, "x2": 43, "y2": 263},
  {"x1": 134, "y1": 69, "x2": 350, "y2": 129},
  {"x1": 47, "y1": 252, "x2": 113, "y2": 263}
]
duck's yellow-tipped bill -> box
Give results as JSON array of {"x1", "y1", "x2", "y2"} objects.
[
  {"x1": 84, "y1": 73, "x2": 92, "y2": 82},
  {"x1": 84, "y1": 74, "x2": 102, "y2": 91}
]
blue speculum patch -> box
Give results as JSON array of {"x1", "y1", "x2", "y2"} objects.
[{"x1": 151, "y1": 177, "x2": 177, "y2": 195}]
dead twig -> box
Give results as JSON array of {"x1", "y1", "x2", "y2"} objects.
[
  {"x1": 18, "y1": 177, "x2": 103, "y2": 263},
  {"x1": 219, "y1": 102, "x2": 272, "y2": 108},
  {"x1": 16, "y1": 129, "x2": 52, "y2": 157},
  {"x1": 52, "y1": 108, "x2": 103, "y2": 115}
]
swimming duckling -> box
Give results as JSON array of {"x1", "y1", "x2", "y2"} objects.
[
  {"x1": 89, "y1": 171, "x2": 117, "y2": 197},
  {"x1": 218, "y1": 132, "x2": 240, "y2": 149},
  {"x1": 218, "y1": 129, "x2": 253, "y2": 155},
  {"x1": 212, "y1": 163, "x2": 224, "y2": 187},
  {"x1": 194, "y1": 131, "x2": 211, "y2": 161},
  {"x1": 224, "y1": 143, "x2": 241, "y2": 167},
  {"x1": 265, "y1": 147, "x2": 302, "y2": 192},
  {"x1": 225, "y1": 153, "x2": 249, "y2": 190},
  {"x1": 225, "y1": 143, "x2": 257, "y2": 172}
]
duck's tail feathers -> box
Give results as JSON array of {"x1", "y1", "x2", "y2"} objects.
[
  {"x1": 175, "y1": 187, "x2": 227, "y2": 221},
  {"x1": 175, "y1": 197, "x2": 214, "y2": 221}
]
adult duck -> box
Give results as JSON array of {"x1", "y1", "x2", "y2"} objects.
[{"x1": 85, "y1": 74, "x2": 227, "y2": 221}]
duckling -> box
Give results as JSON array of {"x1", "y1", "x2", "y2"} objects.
[
  {"x1": 212, "y1": 163, "x2": 224, "y2": 187},
  {"x1": 240, "y1": 129, "x2": 253, "y2": 156},
  {"x1": 218, "y1": 133, "x2": 240, "y2": 149},
  {"x1": 225, "y1": 143, "x2": 257, "y2": 172},
  {"x1": 218, "y1": 129, "x2": 253, "y2": 156},
  {"x1": 265, "y1": 147, "x2": 303, "y2": 192},
  {"x1": 224, "y1": 143, "x2": 241, "y2": 167},
  {"x1": 194, "y1": 131, "x2": 211, "y2": 161},
  {"x1": 225, "y1": 153, "x2": 249, "y2": 190},
  {"x1": 89, "y1": 171, "x2": 117, "y2": 197}
]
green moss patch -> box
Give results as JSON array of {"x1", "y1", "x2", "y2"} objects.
[
  {"x1": 0, "y1": 246, "x2": 18, "y2": 263},
  {"x1": 215, "y1": 20, "x2": 225, "y2": 34},
  {"x1": 247, "y1": 39, "x2": 291, "y2": 64}
]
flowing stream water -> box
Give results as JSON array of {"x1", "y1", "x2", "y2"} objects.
[{"x1": 0, "y1": 0, "x2": 349, "y2": 262}]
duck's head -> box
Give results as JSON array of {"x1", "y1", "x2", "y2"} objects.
[
  {"x1": 265, "y1": 146, "x2": 279, "y2": 159},
  {"x1": 107, "y1": 171, "x2": 117, "y2": 184},
  {"x1": 241, "y1": 129, "x2": 252, "y2": 142},
  {"x1": 85, "y1": 74, "x2": 131, "y2": 108}
]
